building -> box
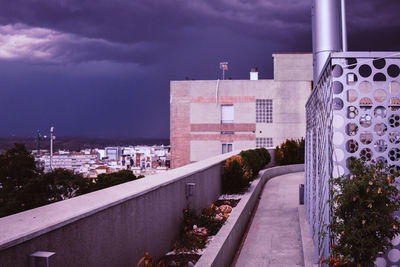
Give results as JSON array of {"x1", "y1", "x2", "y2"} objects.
[
  {"x1": 170, "y1": 53, "x2": 313, "y2": 168},
  {"x1": 40, "y1": 151, "x2": 99, "y2": 173}
]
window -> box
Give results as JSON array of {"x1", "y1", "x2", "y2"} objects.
[
  {"x1": 256, "y1": 99, "x2": 273, "y2": 123},
  {"x1": 222, "y1": 143, "x2": 233, "y2": 154},
  {"x1": 256, "y1": 137, "x2": 273, "y2": 148},
  {"x1": 221, "y1": 105, "x2": 234, "y2": 124}
]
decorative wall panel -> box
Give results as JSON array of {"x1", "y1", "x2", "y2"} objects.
[{"x1": 305, "y1": 52, "x2": 400, "y2": 265}]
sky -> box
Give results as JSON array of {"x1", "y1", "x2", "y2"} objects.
[{"x1": 0, "y1": 0, "x2": 399, "y2": 139}]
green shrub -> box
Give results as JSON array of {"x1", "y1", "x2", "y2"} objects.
[
  {"x1": 239, "y1": 148, "x2": 271, "y2": 179},
  {"x1": 221, "y1": 155, "x2": 251, "y2": 194},
  {"x1": 275, "y1": 138, "x2": 304, "y2": 165},
  {"x1": 323, "y1": 159, "x2": 400, "y2": 266}
]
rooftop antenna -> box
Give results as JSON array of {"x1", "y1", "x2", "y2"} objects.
[
  {"x1": 50, "y1": 127, "x2": 55, "y2": 171},
  {"x1": 219, "y1": 62, "x2": 228, "y2": 80}
]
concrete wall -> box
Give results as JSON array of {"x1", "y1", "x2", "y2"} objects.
[
  {"x1": 190, "y1": 140, "x2": 222, "y2": 162},
  {"x1": 273, "y1": 53, "x2": 313, "y2": 81},
  {"x1": 0, "y1": 152, "x2": 242, "y2": 267},
  {"x1": 196, "y1": 164, "x2": 305, "y2": 267}
]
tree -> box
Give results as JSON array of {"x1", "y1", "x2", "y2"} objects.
[
  {"x1": 0, "y1": 144, "x2": 144, "y2": 218},
  {"x1": 0, "y1": 144, "x2": 87, "y2": 217},
  {"x1": 41, "y1": 169, "x2": 87, "y2": 201},
  {"x1": 86, "y1": 169, "x2": 140, "y2": 192},
  {"x1": 0, "y1": 143, "x2": 41, "y2": 217},
  {"x1": 275, "y1": 138, "x2": 305, "y2": 165}
]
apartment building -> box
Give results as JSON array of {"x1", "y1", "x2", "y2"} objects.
[
  {"x1": 41, "y1": 151, "x2": 99, "y2": 172},
  {"x1": 170, "y1": 53, "x2": 313, "y2": 168}
]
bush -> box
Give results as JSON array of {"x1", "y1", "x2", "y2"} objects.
[
  {"x1": 222, "y1": 155, "x2": 251, "y2": 194},
  {"x1": 84, "y1": 169, "x2": 139, "y2": 193},
  {"x1": 323, "y1": 159, "x2": 400, "y2": 266},
  {"x1": 239, "y1": 148, "x2": 271, "y2": 179},
  {"x1": 275, "y1": 138, "x2": 304, "y2": 165}
]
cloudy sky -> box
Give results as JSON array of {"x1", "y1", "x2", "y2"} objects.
[{"x1": 0, "y1": 0, "x2": 399, "y2": 139}]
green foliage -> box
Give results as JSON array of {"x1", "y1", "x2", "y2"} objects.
[
  {"x1": 0, "y1": 143, "x2": 142, "y2": 218},
  {"x1": 221, "y1": 155, "x2": 250, "y2": 194},
  {"x1": 239, "y1": 148, "x2": 271, "y2": 180},
  {"x1": 85, "y1": 169, "x2": 139, "y2": 193},
  {"x1": 175, "y1": 206, "x2": 228, "y2": 251},
  {"x1": 42, "y1": 169, "x2": 88, "y2": 201},
  {"x1": 275, "y1": 138, "x2": 304, "y2": 165},
  {"x1": 0, "y1": 143, "x2": 43, "y2": 216},
  {"x1": 222, "y1": 148, "x2": 271, "y2": 193},
  {"x1": 326, "y1": 159, "x2": 400, "y2": 266}
]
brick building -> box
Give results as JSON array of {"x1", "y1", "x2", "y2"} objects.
[{"x1": 170, "y1": 53, "x2": 313, "y2": 168}]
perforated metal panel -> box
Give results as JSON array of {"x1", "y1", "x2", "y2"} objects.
[{"x1": 305, "y1": 52, "x2": 400, "y2": 265}]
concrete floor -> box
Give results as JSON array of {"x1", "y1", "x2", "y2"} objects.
[{"x1": 234, "y1": 172, "x2": 310, "y2": 267}]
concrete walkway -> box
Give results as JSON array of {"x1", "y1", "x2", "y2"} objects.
[{"x1": 234, "y1": 172, "x2": 314, "y2": 267}]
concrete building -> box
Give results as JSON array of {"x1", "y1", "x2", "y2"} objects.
[
  {"x1": 170, "y1": 53, "x2": 313, "y2": 168},
  {"x1": 40, "y1": 151, "x2": 99, "y2": 173}
]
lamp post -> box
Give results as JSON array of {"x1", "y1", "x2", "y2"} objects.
[{"x1": 50, "y1": 127, "x2": 54, "y2": 171}]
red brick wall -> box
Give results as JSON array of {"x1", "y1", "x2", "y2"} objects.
[
  {"x1": 190, "y1": 123, "x2": 256, "y2": 132},
  {"x1": 190, "y1": 134, "x2": 255, "y2": 142},
  {"x1": 170, "y1": 86, "x2": 191, "y2": 169},
  {"x1": 191, "y1": 96, "x2": 255, "y2": 103},
  {"x1": 171, "y1": 85, "x2": 256, "y2": 169}
]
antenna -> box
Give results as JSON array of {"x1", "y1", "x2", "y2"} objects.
[{"x1": 219, "y1": 62, "x2": 228, "y2": 80}]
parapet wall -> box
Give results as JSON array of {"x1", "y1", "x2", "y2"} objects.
[
  {"x1": 0, "y1": 152, "x2": 238, "y2": 267},
  {"x1": 0, "y1": 148, "x2": 281, "y2": 267}
]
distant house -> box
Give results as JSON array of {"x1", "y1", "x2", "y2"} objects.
[{"x1": 95, "y1": 166, "x2": 109, "y2": 175}]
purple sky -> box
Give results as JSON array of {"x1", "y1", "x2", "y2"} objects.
[{"x1": 0, "y1": 0, "x2": 399, "y2": 138}]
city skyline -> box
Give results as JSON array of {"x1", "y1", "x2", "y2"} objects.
[{"x1": 0, "y1": 0, "x2": 399, "y2": 138}]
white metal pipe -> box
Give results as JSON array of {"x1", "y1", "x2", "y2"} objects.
[
  {"x1": 312, "y1": 0, "x2": 343, "y2": 84},
  {"x1": 341, "y1": 0, "x2": 348, "y2": 52}
]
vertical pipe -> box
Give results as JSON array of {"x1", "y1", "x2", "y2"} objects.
[
  {"x1": 312, "y1": 0, "x2": 343, "y2": 84},
  {"x1": 341, "y1": 0, "x2": 348, "y2": 52}
]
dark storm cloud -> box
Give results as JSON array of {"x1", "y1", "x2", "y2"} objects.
[
  {"x1": 0, "y1": 23, "x2": 162, "y2": 64},
  {"x1": 346, "y1": 0, "x2": 400, "y2": 51},
  {"x1": 0, "y1": 0, "x2": 313, "y2": 64},
  {"x1": 0, "y1": 0, "x2": 310, "y2": 43},
  {"x1": 0, "y1": 0, "x2": 399, "y2": 138},
  {"x1": 0, "y1": 0, "x2": 398, "y2": 64}
]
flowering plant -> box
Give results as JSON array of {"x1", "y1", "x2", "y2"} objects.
[{"x1": 324, "y1": 158, "x2": 400, "y2": 266}]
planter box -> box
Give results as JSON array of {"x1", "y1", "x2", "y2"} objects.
[{"x1": 195, "y1": 164, "x2": 304, "y2": 267}]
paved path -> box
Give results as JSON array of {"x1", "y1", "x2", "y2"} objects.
[{"x1": 234, "y1": 172, "x2": 306, "y2": 267}]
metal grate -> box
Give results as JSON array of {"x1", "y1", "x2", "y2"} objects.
[
  {"x1": 305, "y1": 52, "x2": 400, "y2": 265},
  {"x1": 256, "y1": 99, "x2": 273, "y2": 123}
]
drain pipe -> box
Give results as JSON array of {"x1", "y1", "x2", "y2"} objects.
[{"x1": 215, "y1": 79, "x2": 220, "y2": 105}]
